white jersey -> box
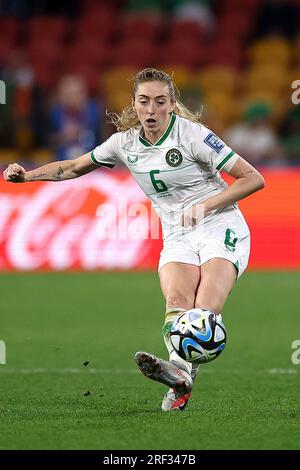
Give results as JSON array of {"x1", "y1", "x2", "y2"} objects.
[{"x1": 91, "y1": 114, "x2": 239, "y2": 240}]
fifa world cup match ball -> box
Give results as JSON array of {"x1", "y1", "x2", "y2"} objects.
[{"x1": 170, "y1": 308, "x2": 226, "y2": 364}]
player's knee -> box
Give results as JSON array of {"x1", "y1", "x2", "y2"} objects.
[
  {"x1": 194, "y1": 300, "x2": 222, "y2": 314},
  {"x1": 167, "y1": 292, "x2": 194, "y2": 310}
]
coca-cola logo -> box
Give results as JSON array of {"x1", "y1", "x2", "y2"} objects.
[{"x1": 0, "y1": 173, "x2": 161, "y2": 270}]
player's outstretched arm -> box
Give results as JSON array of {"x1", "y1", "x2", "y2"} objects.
[{"x1": 3, "y1": 152, "x2": 98, "y2": 183}]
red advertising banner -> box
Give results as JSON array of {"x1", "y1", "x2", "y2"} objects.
[
  {"x1": 231, "y1": 169, "x2": 300, "y2": 269},
  {"x1": 0, "y1": 168, "x2": 299, "y2": 271}
]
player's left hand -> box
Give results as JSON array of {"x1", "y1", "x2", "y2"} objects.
[{"x1": 180, "y1": 203, "x2": 207, "y2": 227}]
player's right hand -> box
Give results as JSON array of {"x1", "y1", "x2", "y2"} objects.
[{"x1": 3, "y1": 163, "x2": 26, "y2": 183}]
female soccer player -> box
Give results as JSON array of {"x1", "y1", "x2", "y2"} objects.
[{"x1": 3, "y1": 68, "x2": 264, "y2": 412}]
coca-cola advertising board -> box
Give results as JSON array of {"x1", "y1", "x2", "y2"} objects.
[{"x1": 0, "y1": 168, "x2": 299, "y2": 271}]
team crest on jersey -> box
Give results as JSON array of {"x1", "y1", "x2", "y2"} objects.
[
  {"x1": 204, "y1": 133, "x2": 225, "y2": 153},
  {"x1": 127, "y1": 155, "x2": 138, "y2": 164},
  {"x1": 165, "y1": 149, "x2": 183, "y2": 167}
]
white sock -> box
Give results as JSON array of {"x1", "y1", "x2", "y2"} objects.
[{"x1": 191, "y1": 363, "x2": 200, "y2": 382}]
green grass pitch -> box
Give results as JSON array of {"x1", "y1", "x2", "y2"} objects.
[{"x1": 0, "y1": 271, "x2": 299, "y2": 450}]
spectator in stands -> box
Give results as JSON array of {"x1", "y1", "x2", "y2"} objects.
[
  {"x1": 49, "y1": 75, "x2": 102, "y2": 160},
  {"x1": 0, "y1": 50, "x2": 46, "y2": 152},
  {"x1": 254, "y1": 0, "x2": 299, "y2": 40},
  {"x1": 171, "y1": 0, "x2": 215, "y2": 34},
  {"x1": 225, "y1": 102, "x2": 284, "y2": 167}
]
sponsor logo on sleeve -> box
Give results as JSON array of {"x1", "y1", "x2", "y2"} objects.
[{"x1": 204, "y1": 133, "x2": 225, "y2": 153}]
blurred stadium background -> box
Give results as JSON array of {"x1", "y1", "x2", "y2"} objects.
[
  {"x1": 0, "y1": 0, "x2": 300, "y2": 168},
  {"x1": 0, "y1": 0, "x2": 299, "y2": 271},
  {"x1": 0, "y1": 0, "x2": 300, "y2": 451}
]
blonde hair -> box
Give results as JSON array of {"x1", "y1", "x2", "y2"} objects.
[{"x1": 108, "y1": 68, "x2": 202, "y2": 131}]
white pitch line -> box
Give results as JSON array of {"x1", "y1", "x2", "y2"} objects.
[
  {"x1": 0, "y1": 368, "x2": 138, "y2": 374},
  {"x1": 0, "y1": 368, "x2": 214, "y2": 375},
  {"x1": 0, "y1": 367, "x2": 298, "y2": 375},
  {"x1": 0, "y1": 368, "x2": 207, "y2": 374},
  {"x1": 267, "y1": 368, "x2": 298, "y2": 375}
]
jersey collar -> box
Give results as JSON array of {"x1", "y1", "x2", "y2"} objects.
[{"x1": 139, "y1": 113, "x2": 176, "y2": 147}]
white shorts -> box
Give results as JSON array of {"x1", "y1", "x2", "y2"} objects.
[{"x1": 158, "y1": 208, "x2": 250, "y2": 279}]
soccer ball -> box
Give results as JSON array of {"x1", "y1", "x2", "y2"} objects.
[{"x1": 170, "y1": 308, "x2": 226, "y2": 364}]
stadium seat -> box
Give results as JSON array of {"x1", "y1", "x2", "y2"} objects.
[
  {"x1": 31, "y1": 148, "x2": 54, "y2": 166},
  {"x1": 203, "y1": 91, "x2": 239, "y2": 128},
  {"x1": 118, "y1": 17, "x2": 161, "y2": 42},
  {"x1": 109, "y1": 40, "x2": 156, "y2": 68},
  {"x1": 31, "y1": 62, "x2": 60, "y2": 90},
  {"x1": 63, "y1": 40, "x2": 110, "y2": 70},
  {"x1": 13, "y1": 84, "x2": 34, "y2": 119},
  {"x1": 292, "y1": 41, "x2": 300, "y2": 66},
  {"x1": 159, "y1": 39, "x2": 206, "y2": 69},
  {"x1": 248, "y1": 38, "x2": 292, "y2": 68},
  {"x1": 289, "y1": 68, "x2": 300, "y2": 89},
  {"x1": 0, "y1": 41, "x2": 16, "y2": 64},
  {"x1": 168, "y1": 20, "x2": 204, "y2": 42},
  {"x1": 102, "y1": 67, "x2": 137, "y2": 96},
  {"x1": 0, "y1": 149, "x2": 19, "y2": 165},
  {"x1": 195, "y1": 66, "x2": 237, "y2": 95},
  {"x1": 206, "y1": 39, "x2": 243, "y2": 68},
  {"x1": 244, "y1": 65, "x2": 287, "y2": 96},
  {"x1": 0, "y1": 17, "x2": 20, "y2": 43},
  {"x1": 221, "y1": 0, "x2": 262, "y2": 13},
  {"x1": 25, "y1": 40, "x2": 62, "y2": 67},
  {"x1": 162, "y1": 66, "x2": 197, "y2": 91},
  {"x1": 121, "y1": 0, "x2": 162, "y2": 19},
  {"x1": 81, "y1": 2, "x2": 118, "y2": 21},
  {"x1": 26, "y1": 17, "x2": 67, "y2": 42},
  {"x1": 106, "y1": 90, "x2": 132, "y2": 113},
  {"x1": 73, "y1": 13, "x2": 116, "y2": 43},
  {"x1": 217, "y1": 12, "x2": 254, "y2": 40}
]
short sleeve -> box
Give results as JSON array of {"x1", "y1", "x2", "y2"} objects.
[
  {"x1": 91, "y1": 134, "x2": 119, "y2": 168},
  {"x1": 194, "y1": 127, "x2": 239, "y2": 173}
]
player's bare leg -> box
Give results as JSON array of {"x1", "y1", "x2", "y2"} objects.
[
  {"x1": 195, "y1": 258, "x2": 237, "y2": 313},
  {"x1": 159, "y1": 259, "x2": 237, "y2": 411},
  {"x1": 159, "y1": 262, "x2": 200, "y2": 410}
]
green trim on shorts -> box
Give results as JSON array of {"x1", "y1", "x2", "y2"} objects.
[{"x1": 234, "y1": 260, "x2": 240, "y2": 279}]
